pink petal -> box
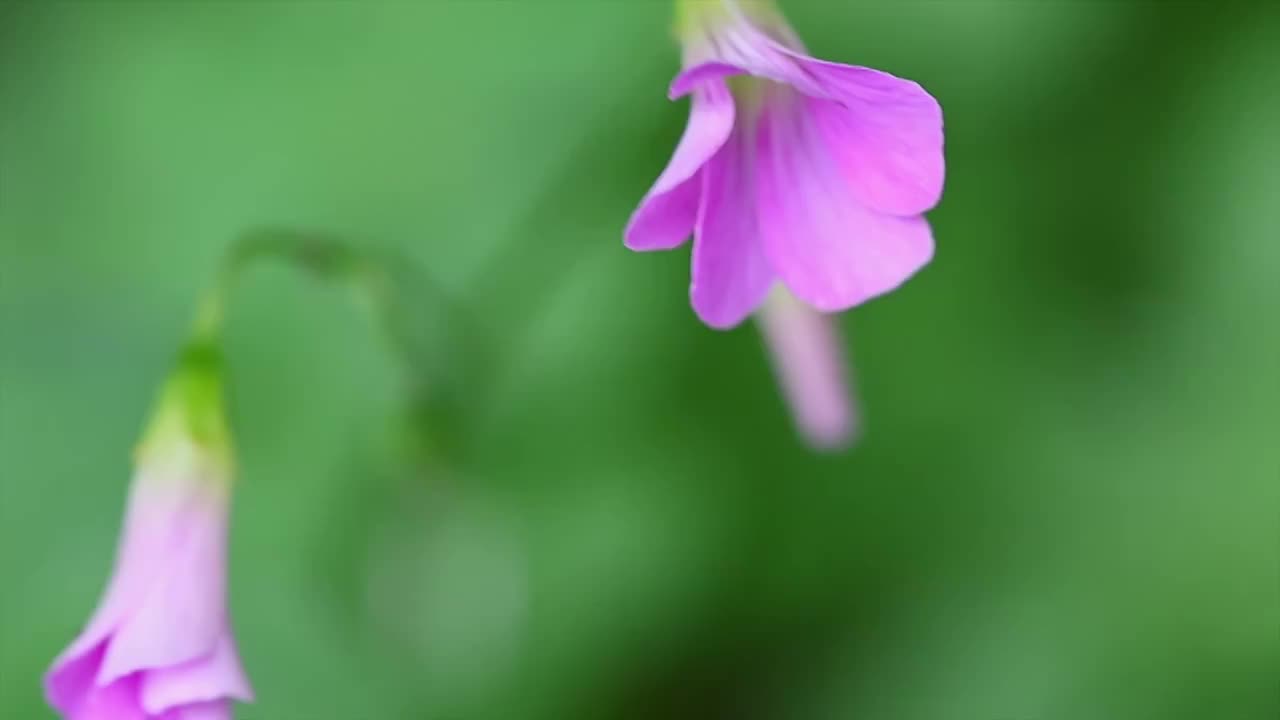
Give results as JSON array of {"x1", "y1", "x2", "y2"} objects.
[
  {"x1": 142, "y1": 634, "x2": 253, "y2": 715},
  {"x1": 756, "y1": 288, "x2": 857, "y2": 450},
  {"x1": 670, "y1": 3, "x2": 828, "y2": 101},
  {"x1": 690, "y1": 125, "x2": 775, "y2": 329},
  {"x1": 625, "y1": 79, "x2": 735, "y2": 251},
  {"x1": 51, "y1": 471, "x2": 190, "y2": 671},
  {"x1": 46, "y1": 642, "x2": 107, "y2": 715},
  {"x1": 157, "y1": 700, "x2": 233, "y2": 720},
  {"x1": 676, "y1": 1, "x2": 945, "y2": 216},
  {"x1": 99, "y1": 498, "x2": 229, "y2": 686},
  {"x1": 803, "y1": 64, "x2": 944, "y2": 216},
  {"x1": 70, "y1": 676, "x2": 147, "y2": 720},
  {"x1": 670, "y1": 53, "x2": 825, "y2": 103},
  {"x1": 668, "y1": 62, "x2": 744, "y2": 100},
  {"x1": 47, "y1": 469, "x2": 201, "y2": 715},
  {"x1": 756, "y1": 98, "x2": 934, "y2": 312}
]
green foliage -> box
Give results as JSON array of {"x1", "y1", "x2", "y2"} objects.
[{"x1": 1, "y1": 2, "x2": 1276, "y2": 719}]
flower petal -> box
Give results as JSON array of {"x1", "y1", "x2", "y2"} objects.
[
  {"x1": 684, "y1": 1, "x2": 945, "y2": 216},
  {"x1": 756, "y1": 288, "x2": 857, "y2": 450},
  {"x1": 756, "y1": 97, "x2": 934, "y2": 312},
  {"x1": 46, "y1": 468, "x2": 204, "y2": 719},
  {"x1": 671, "y1": 0, "x2": 831, "y2": 101},
  {"x1": 156, "y1": 700, "x2": 233, "y2": 720},
  {"x1": 668, "y1": 62, "x2": 744, "y2": 100},
  {"x1": 803, "y1": 65, "x2": 944, "y2": 216},
  {"x1": 50, "y1": 469, "x2": 191, "y2": 675},
  {"x1": 690, "y1": 124, "x2": 774, "y2": 329},
  {"x1": 670, "y1": 47, "x2": 824, "y2": 101},
  {"x1": 99, "y1": 495, "x2": 230, "y2": 686},
  {"x1": 71, "y1": 676, "x2": 147, "y2": 720},
  {"x1": 625, "y1": 79, "x2": 735, "y2": 251},
  {"x1": 45, "y1": 642, "x2": 106, "y2": 715},
  {"x1": 142, "y1": 634, "x2": 253, "y2": 715}
]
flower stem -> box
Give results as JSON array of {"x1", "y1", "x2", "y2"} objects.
[{"x1": 178, "y1": 228, "x2": 470, "y2": 464}]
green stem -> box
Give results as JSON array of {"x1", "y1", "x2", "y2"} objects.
[{"x1": 182, "y1": 227, "x2": 470, "y2": 463}]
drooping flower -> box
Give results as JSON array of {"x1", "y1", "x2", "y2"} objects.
[
  {"x1": 45, "y1": 346, "x2": 253, "y2": 720},
  {"x1": 626, "y1": 0, "x2": 945, "y2": 329}
]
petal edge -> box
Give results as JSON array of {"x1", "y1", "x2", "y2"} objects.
[{"x1": 625, "y1": 79, "x2": 736, "y2": 251}]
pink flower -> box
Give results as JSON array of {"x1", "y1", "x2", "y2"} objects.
[
  {"x1": 45, "y1": 359, "x2": 252, "y2": 720},
  {"x1": 626, "y1": 0, "x2": 945, "y2": 329}
]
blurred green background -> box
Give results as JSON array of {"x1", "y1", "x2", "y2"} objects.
[{"x1": 2, "y1": 1, "x2": 1277, "y2": 718}]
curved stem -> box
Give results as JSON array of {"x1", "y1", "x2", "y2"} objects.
[{"x1": 182, "y1": 227, "x2": 471, "y2": 462}]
